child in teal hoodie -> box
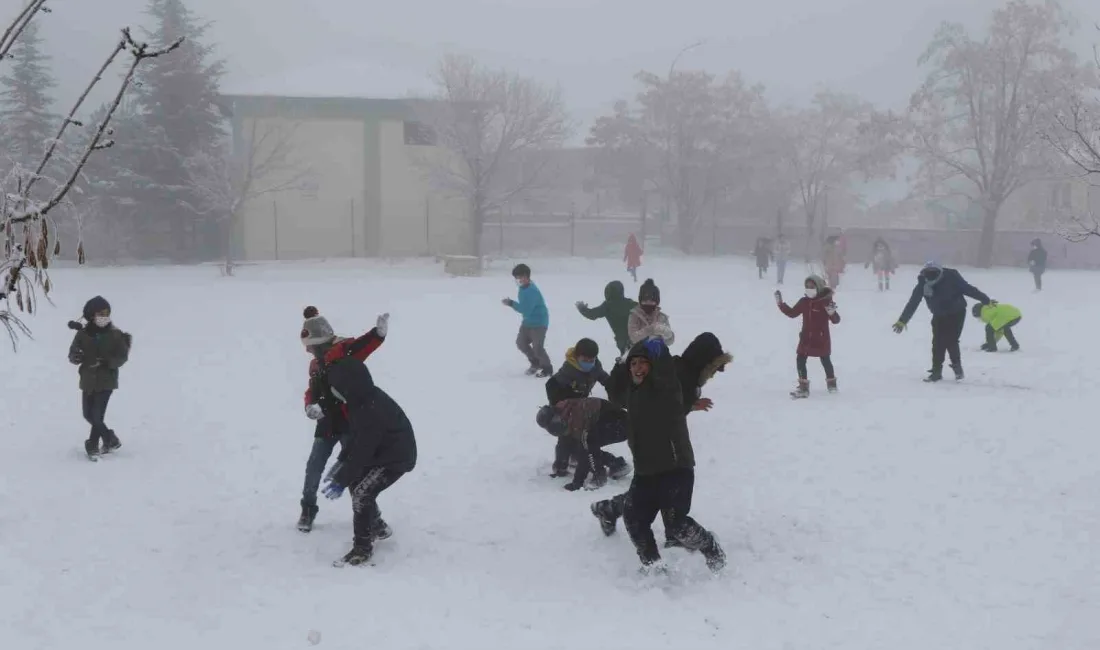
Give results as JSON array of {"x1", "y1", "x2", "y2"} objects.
[{"x1": 502, "y1": 263, "x2": 553, "y2": 376}]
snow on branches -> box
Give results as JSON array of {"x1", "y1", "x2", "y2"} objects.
[{"x1": 0, "y1": 3, "x2": 182, "y2": 350}]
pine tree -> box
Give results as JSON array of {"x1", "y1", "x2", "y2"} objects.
[
  {"x1": 0, "y1": 20, "x2": 57, "y2": 187},
  {"x1": 130, "y1": 0, "x2": 225, "y2": 261}
]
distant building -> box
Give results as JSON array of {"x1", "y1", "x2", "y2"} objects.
[{"x1": 220, "y1": 93, "x2": 471, "y2": 260}]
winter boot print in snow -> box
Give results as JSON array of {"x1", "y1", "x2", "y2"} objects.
[
  {"x1": 608, "y1": 457, "x2": 633, "y2": 480},
  {"x1": 590, "y1": 500, "x2": 618, "y2": 536},
  {"x1": 790, "y1": 378, "x2": 809, "y2": 399},
  {"x1": 101, "y1": 430, "x2": 122, "y2": 453},
  {"x1": 826, "y1": 378, "x2": 838, "y2": 394},
  {"x1": 297, "y1": 503, "x2": 319, "y2": 532}
]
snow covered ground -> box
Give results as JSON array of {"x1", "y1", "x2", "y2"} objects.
[{"x1": 2, "y1": 256, "x2": 1098, "y2": 650}]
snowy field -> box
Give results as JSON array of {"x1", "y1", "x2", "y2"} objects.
[{"x1": 2, "y1": 255, "x2": 1098, "y2": 650}]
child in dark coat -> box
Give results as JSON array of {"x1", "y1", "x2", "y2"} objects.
[
  {"x1": 776, "y1": 275, "x2": 840, "y2": 398},
  {"x1": 67, "y1": 296, "x2": 131, "y2": 460},
  {"x1": 576, "y1": 281, "x2": 637, "y2": 356},
  {"x1": 536, "y1": 397, "x2": 631, "y2": 491},
  {"x1": 545, "y1": 338, "x2": 629, "y2": 480}
]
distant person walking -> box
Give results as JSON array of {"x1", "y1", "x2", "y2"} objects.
[
  {"x1": 1027, "y1": 239, "x2": 1047, "y2": 292},
  {"x1": 774, "y1": 234, "x2": 791, "y2": 285},
  {"x1": 624, "y1": 233, "x2": 643, "y2": 283}
]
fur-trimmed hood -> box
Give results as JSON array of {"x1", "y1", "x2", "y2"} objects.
[{"x1": 678, "y1": 332, "x2": 732, "y2": 388}]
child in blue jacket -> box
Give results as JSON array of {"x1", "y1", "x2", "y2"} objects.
[{"x1": 502, "y1": 263, "x2": 553, "y2": 377}]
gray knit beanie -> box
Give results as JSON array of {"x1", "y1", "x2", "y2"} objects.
[{"x1": 300, "y1": 306, "x2": 335, "y2": 347}]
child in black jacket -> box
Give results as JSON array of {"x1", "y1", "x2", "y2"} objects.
[{"x1": 67, "y1": 296, "x2": 131, "y2": 460}]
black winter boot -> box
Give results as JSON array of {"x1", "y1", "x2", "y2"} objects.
[
  {"x1": 373, "y1": 518, "x2": 392, "y2": 540},
  {"x1": 337, "y1": 545, "x2": 372, "y2": 566},
  {"x1": 102, "y1": 430, "x2": 122, "y2": 453},
  {"x1": 84, "y1": 439, "x2": 100, "y2": 459},
  {"x1": 702, "y1": 536, "x2": 727, "y2": 573},
  {"x1": 297, "y1": 503, "x2": 319, "y2": 532},
  {"x1": 607, "y1": 457, "x2": 633, "y2": 480},
  {"x1": 590, "y1": 500, "x2": 618, "y2": 536},
  {"x1": 924, "y1": 368, "x2": 943, "y2": 383},
  {"x1": 950, "y1": 364, "x2": 964, "y2": 381}
]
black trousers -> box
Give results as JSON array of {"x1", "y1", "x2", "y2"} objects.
[
  {"x1": 349, "y1": 465, "x2": 405, "y2": 549},
  {"x1": 620, "y1": 469, "x2": 716, "y2": 565},
  {"x1": 81, "y1": 390, "x2": 113, "y2": 445},
  {"x1": 931, "y1": 311, "x2": 967, "y2": 372},
  {"x1": 985, "y1": 317, "x2": 1021, "y2": 349},
  {"x1": 796, "y1": 354, "x2": 835, "y2": 380},
  {"x1": 1032, "y1": 270, "x2": 1043, "y2": 291}
]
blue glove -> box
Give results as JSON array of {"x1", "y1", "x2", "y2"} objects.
[
  {"x1": 322, "y1": 481, "x2": 345, "y2": 500},
  {"x1": 643, "y1": 337, "x2": 666, "y2": 357}
]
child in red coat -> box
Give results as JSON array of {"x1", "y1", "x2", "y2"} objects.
[
  {"x1": 775, "y1": 275, "x2": 840, "y2": 398},
  {"x1": 624, "y1": 233, "x2": 643, "y2": 283}
]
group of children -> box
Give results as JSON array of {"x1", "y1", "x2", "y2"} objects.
[{"x1": 60, "y1": 238, "x2": 1028, "y2": 574}]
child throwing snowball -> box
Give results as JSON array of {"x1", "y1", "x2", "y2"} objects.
[{"x1": 776, "y1": 275, "x2": 840, "y2": 398}]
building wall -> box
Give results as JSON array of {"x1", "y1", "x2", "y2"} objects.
[
  {"x1": 377, "y1": 119, "x2": 471, "y2": 257},
  {"x1": 238, "y1": 116, "x2": 366, "y2": 260}
]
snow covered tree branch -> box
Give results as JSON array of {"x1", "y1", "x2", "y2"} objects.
[
  {"x1": 0, "y1": 3, "x2": 182, "y2": 350},
  {"x1": 185, "y1": 119, "x2": 312, "y2": 275}
]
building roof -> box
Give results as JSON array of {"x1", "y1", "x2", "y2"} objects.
[{"x1": 222, "y1": 59, "x2": 434, "y2": 100}]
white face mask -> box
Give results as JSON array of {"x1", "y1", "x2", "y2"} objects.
[
  {"x1": 804, "y1": 288, "x2": 817, "y2": 299},
  {"x1": 94, "y1": 316, "x2": 111, "y2": 327}
]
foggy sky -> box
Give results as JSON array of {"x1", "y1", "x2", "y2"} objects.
[{"x1": 13, "y1": 0, "x2": 1100, "y2": 129}]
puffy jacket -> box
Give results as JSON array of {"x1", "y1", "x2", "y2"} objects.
[
  {"x1": 779, "y1": 286, "x2": 840, "y2": 357},
  {"x1": 976, "y1": 303, "x2": 1022, "y2": 333},
  {"x1": 627, "y1": 306, "x2": 674, "y2": 346},
  {"x1": 68, "y1": 325, "x2": 131, "y2": 391},
  {"x1": 545, "y1": 347, "x2": 610, "y2": 405},
  {"x1": 577, "y1": 281, "x2": 637, "y2": 354},
  {"x1": 899, "y1": 267, "x2": 990, "y2": 322},
  {"x1": 623, "y1": 341, "x2": 694, "y2": 476}
]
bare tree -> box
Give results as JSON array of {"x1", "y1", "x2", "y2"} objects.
[
  {"x1": 185, "y1": 119, "x2": 312, "y2": 275},
  {"x1": 589, "y1": 69, "x2": 771, "y2": 253},
  {"x1": 0, "y1": 1, "x2": 182, "y2": 349},
  {"x1": 415, "y1": 54, "x2": 572, "y2": 258},
  {"x1": 908, "y1": 0, "x2": 1085, "y2": 267},
  {"x1": 778, "y1": 90, "x2": 899, "y2": 257}
]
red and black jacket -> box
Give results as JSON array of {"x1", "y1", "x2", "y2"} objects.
[{"x1": 304, "y1": 328, "x2": 385, "y2": 436}]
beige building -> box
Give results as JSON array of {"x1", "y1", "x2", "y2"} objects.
[{"x1": 221, "y1": 95, "x2": 471, "y2": 260}]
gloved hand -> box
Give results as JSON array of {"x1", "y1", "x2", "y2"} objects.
[
  {"x1": 305, "y1": 403, "x2": 324, "y2": 420},
  {"x1": 501, "y1": 298, "x2": 515, "y2": 307},
  {"x1": 988, "y1": 299, "x2": 998, "y2": 306},
  {"x1": 324, "y1": 460, "x2": 344, "y2": 483},
  {"x1": 575, "y1": 301, "x2": 587, "y2": 310},
  {"x1": 652, "y1": 324, "x2": 674, "y2": 340},
  {"x1": 376, "y1": 313, "x2": 389, "y2": 337},
  {"x1": 825, "y1": 302, "x2": 837, "y2": 316},
  {"x1": 774, "y1": 290, "x2": 782, "y2": 304},
  {"x1": 892, "y1": 321, "x2": 906, "y2": 334},
  {"x1": 563, "y1": 482, "x2": 582, "y2": 492},
  {"x1": 643, "y1": 337, "x2": 666, "y2": 357},
  {"x1": 322, "y1": 480, "x2": 345, "y2": 500}
]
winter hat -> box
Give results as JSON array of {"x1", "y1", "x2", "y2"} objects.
[
  {"x1": 804, "y1": 275, "x2": 827, "y2": 292},
  {"x1": 575, "y1": 338, "x2": 599, "y2": 359},
  {"x1": 512, "y1": 263, "x2": 531, "y2": 278},
  {"x1": 920, "y1": 260, "x2": 943, "y2": 280},
  {"x1": 536, "y1": 405, "x2": 566, "y2": 436},
  {"x1": 638, "y1": 278, "x2": 660, "y2": 304},
  {"x1": 1031, "y1": 238, "x2": 1042, "y2": 247},
  {"x1": 300, "y1": 306, "x2": 335, "y2": 347},
  {"x1": 82, "y1": 295, "x2": 110, "y2": 320}
]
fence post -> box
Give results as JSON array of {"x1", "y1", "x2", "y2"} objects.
[
  {"x1": 712, "y1": 213, "x2": 718, "y2": 256},
  {"x1": 273, "y1": 200, "x2": 279, "y2": 260},
  {"x1": 425, "y1": 197, "x2": 431, "y2": 256},
  {"x1": 350, "y1": 198, "x2": 356, "y2": 257},
  {"x1": 570, "y1": 209, "x2": 576, "y2": 256}
]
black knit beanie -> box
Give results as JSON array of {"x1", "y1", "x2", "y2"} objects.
[{"x1": 638, "y1": 279, "x2": 660, "y2": 304}]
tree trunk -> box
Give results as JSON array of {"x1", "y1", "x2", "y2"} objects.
[
  {"x1": 804, "y1": 209, "x2": 815, "y2": 262},
  {"x1": 677, "y1": 208, "x2": 695, "y2": 254},
  {"x1": 470, "y1": 195, "x2": 483, "y2": 259},
  {"x1": 976, "y1": 200, "x2": 1000, "y2": 268}
]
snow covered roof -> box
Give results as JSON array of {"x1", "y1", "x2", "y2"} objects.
[{"x1": 221, "y1": 60, "x2": 434, "y2": 101}]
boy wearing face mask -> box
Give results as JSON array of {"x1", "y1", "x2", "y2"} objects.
[
  {"x1": 67, "y1": 296, "x2": 132, "y2": 460},
  {"x1": 627, "y1": 279, "x2": 674, "y2": 346},
  {"x1": 502, "y1": 263, "x2": 553, "y2": 377},
  {"x1": 775, "y1": 275, "x2": 841, "y2": 398},
  {"x1": 545, "y1": 338, "x2": 629, "y2": 480}
]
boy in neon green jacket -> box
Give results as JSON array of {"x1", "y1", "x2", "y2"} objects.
[{"x1": 971, "y1": 302, "x2": 1022, "y2": 352}]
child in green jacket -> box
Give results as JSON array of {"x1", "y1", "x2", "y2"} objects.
[
  {"x1": 971, "y1": 302, "x2": 1021, "y2": 352},
  {"x1": 68, "y1": 296, "x2": 132, "y2": 459}
]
